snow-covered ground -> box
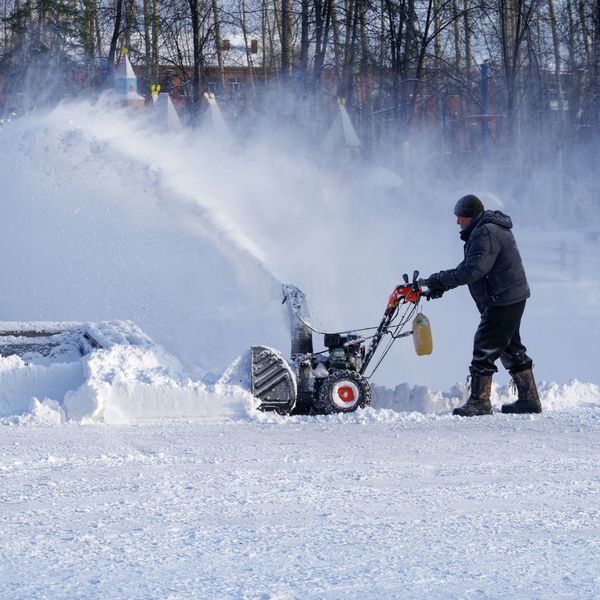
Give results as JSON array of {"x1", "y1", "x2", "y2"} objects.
[
  {"x1": 1, "y1": 100, "x2": 599, "y2": 597},
  {"x1": 2, "y1": 409, "x2": 599, "y2": 598}
]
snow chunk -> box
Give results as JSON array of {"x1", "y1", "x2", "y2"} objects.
[
  {"x1": 538, "y1": 379, "x2": 600, "y2": 412},
  {"x1": 218, "y1": 350, "x2": 252, "y2": 389},
  {"x1": 27, "y1": 398, "x2": 66, "y2": 424},
  {"x1": 0, "y1": 354, "x2": 84, "y2": 418},
  {"x1": 372, "y1": 383, "x2": 462, "y2": 413}
]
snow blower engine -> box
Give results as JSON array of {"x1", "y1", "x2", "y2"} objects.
[{"x1": 250, "y1": 271, "x2": 433, "y2": 415}]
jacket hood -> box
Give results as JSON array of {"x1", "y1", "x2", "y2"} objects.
[
  {"x1": 479, "y1": 210, "x2": 512, "y2": 229},
  {"x1": 460, "y1": 210, "x2": 512, "y2": 241}
]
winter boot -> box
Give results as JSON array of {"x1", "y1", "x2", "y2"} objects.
[
  {"x1": 502, "y1": 368, "x2": 542, "y2": 414},
  {"x1": 453, "y1": 368, "x2": 493, "y2": 417}
]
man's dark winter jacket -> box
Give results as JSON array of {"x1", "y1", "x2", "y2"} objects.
[{"x1": 436, "y1": 210, "x2": 530, "y2": 311}]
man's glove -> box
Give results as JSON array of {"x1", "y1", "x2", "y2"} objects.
[{"x1": 422, "y1": 273, "x2": 449, "y2": 299}]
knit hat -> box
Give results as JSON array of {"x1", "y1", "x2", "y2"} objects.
[{"x1": 454, "y1": 194, "x2": 484, "y2": 217}]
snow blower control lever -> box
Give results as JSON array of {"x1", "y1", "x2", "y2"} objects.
[
  {"x1": 250, "y1": 271, "x2": 434, "y2": 416},
  {"x1": 385, "y1": 271, "x2": 422, "y2": 315},
  {"x1": 361, "y1": 271, "x2": 423, "y2": 375}
]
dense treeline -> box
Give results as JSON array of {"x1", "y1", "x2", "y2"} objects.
[{"x1": 0, "y1": 0, "x2": 599, "y2": 165}]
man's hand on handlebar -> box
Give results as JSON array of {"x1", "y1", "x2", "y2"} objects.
[{"x1": 419, "y1": 274, "x2": 449, "y2": 300}]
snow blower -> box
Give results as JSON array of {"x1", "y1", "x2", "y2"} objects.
[{"x1": 250, "y1": 271, "x2": 434, "y2": 415}]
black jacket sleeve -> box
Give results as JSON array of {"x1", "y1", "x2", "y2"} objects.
[{"x1": 436, "y1": 225, "x2": 499, "y2": 288}]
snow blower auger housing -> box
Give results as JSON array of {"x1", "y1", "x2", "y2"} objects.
[{"x1": 251, "y1": 272, "x2": 432, "y2": 415}]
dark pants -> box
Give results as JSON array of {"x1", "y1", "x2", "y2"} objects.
[{"x1": 472, "y1": 300, "x2": 533, "y2": 376}]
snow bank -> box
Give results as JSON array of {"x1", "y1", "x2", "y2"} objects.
[
  {"x1": 371, "y1": 379, "x2": 600, "y2": 414},
  {"x1": 247, "y1": 376, "x2": 600, "y2": 423},
  {"x1": 224, "y1": 352, "x2": 600, "y2": 421},
  {"x1": 0, "y1": 321, "x2": 254, "y2": 424},
  {"x1": 372, "y1": 382, "x2": 463, "y2": 413},
  {"x1": 0, "y1": 355, "x2": 83, "y2": 417},
  {"x1": 62, "y1": 344, "x2": 253, "y2": 424},
  {"x1": 2, "y1": 329, "x2": 597, "y2": 425},
  {"x1": 527, "y1": 379, "x2": 600, "y2": 412}
]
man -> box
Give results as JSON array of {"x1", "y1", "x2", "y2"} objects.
[{"x1": 424, "y1": 194, "x2": 541, "y2": 417}]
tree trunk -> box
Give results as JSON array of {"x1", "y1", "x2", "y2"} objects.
[
  {"x1": 343, "y1": 0, "x2": 355, "y2": 69},
  {"x1": 189, "y1": 0, "x2": 204, "y2": 107},
  {"x1": 143, "y1": 0, "x2": 152, "y2": 80},
  {"x1": 463, "y1": 0, "x2": 472, "y2": 76},
  {"x1": 434, "y1": 0, "x2": 441, "y2": 71},
  {"x1": 300, "y1": 0, "x2": 310, "y2": 77},
  {"x1": 341, "y1": 0, "x2": 359, "y2": 99},
  {"x1": 240, "y1": 0, "x2": 256, "y2": 95},
  {"x1": 359, "y1": 0, "x2": 369, "y2": 72},
  {"x1": 261, "y1": 0, "x2": 269, "y2": 74},
  {"x1": 407, "y1": 0, "x2": 435, "y2": 127},
  {"x1": 95, "y1": 1, "x2": 103, "y2": 57},
  {"x1": 124, "y1": 0, "x2": 135, "y2": 50},
  {"x1": 565, "y1": 0, "x2": 576, "y2": 70},
  {"x1": 273, "y1": 0, "x2": 282, "y2": 46},
  {"x1": 281, "y1": 0, "x2": 291, "y2": 76},
  {"x1": 330, "y1": 0, "x2": 342, "y2": 71},
  {"x1": 82, "y1": 0, "x2": 97, "y2": 61},
  {"x1": 380, "y1": 0, "x2": 385, "y2": 67},
  {"x1": 263, "y1": 0, "x2": 276, "y2": 70},
  {"x1": 108, "y1": 0, "x2": 124, "y2": 66},
  {"x1": 500, "y1": 0, "x2": 518, "y2": 143},
  {"x1": 452, "y1": 0, "x2": 461, "y2": 69},
  {"x1": 547, "y1": 0, "x2": 564, "y2": 116},
  {"x1": 402, "y1": 0, "x2": 416, "y2": 121},
  {"x1": 579, "y1": 0, "x2": 592, "y2": 66},
  {"x1": 314, "y1": 0, "x2": 332, "y2": 83},
  {"x1": 212, "y1": 0, "x2": 225, "y2": 90},
  {"x1": 594, "y1": 0, "x2": 600, "y2": 127},
  {"x1": 151, "y1": 0, "x2": 158, "y2": 82}
]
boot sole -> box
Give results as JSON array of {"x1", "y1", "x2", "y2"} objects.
[
  {"x1": 501, "y1": 406, "x2": 542, "y2": 414},
  {"x1": 452, "y1": 410, "x2": 493, "y2": 417}
]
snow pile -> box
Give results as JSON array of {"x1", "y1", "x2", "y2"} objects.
[
  {"x1": 63, "y1": 344, "x2": 253, "y2": 424},
  {"x1": 535, "y1": 379, "x2": 600, "y2": 412},
  {"x1": 2, "y1": 324, "x2": 597, "y2": 425},
  {"x1": 372, "y1": 382, "x2": 463, "y2": 413},
  {"x1": 0, "y1": 321, "x2": 254, "y2": 424},
  {"x1": 14, "y1": 398, "x2": 67, "y2": 425},
  {"x1": 217, "y1": 349, "x2": 252, "y2": 388},
  {"x1": 0, "y1": 354, "x2": 84, "y2": 419},
  {"x1": 372, "y1": 379, "x2": 600, "y2": 414}
]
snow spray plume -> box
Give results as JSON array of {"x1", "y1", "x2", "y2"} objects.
[{"x1": 1, "y1": 79, "x2": 599, "y2": 389}]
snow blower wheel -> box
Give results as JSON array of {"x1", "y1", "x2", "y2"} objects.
[{"x1": 314, "y1": 370, "x2": 371, "y2": 414}]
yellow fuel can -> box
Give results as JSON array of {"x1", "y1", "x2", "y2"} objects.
[{"x1": 412, "y1": 313, "x2": 433, "y2": 356}]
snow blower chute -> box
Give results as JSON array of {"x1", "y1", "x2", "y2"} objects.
[{"x1": 251, "y1": 271, "x2": 434, "y2": 415}]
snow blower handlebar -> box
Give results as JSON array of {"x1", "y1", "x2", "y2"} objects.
[
  {"x1": 385, "y1": 271, "x2": 423, "y2": 315},
  {"x1": 360, "y1": 272, "x2": 423, "y2": 375}
]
